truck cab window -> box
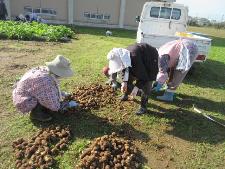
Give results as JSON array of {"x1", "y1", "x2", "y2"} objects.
[
  {"x1": 150, "y1": 7, "x2": 160, "y2": 18},
  {"x1": 160, "y1": 7, "x2": 171, "y2": 19},
  {"x1": 171, "y1": 8, "x2": 181, "y2": 20}
]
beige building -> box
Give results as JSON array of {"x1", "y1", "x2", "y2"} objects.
[{"x1": 5, "y1": 0, "x2": 158, "y2": 29}]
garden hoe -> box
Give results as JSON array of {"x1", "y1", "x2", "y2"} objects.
[{"x1": 193, "y1": 105, "x2": 225, "y2": 128}]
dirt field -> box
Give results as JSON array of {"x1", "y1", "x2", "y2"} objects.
[
  {"x1": 0, "y1": 27, "x2": 225, "y2": 169},
  {"x1": 0, "y1": 40, "x2": 62, "y2": 118}
]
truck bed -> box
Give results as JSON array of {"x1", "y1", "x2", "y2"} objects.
[{"x1": 137, "y1": 32, "x2": 212, "y2": 62}]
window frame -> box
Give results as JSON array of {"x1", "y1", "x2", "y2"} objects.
[
  {"x1": 171, "y1": 8, "x2": 181, "y2": 20},
  {"x1": 23, "y1": 6, "x2": 57, "y2": 16},
  {"x1": 84, "y1": 12, "x2": 90, "y2": 18},
  {"x1": 159, "y1": 7, "x2": 172, "y2": 19},
  {"x1": 90, "y1": 13, "x2": 97, "y2": 19},
  {"x1": 150, "y1": 6, "x2": 181, "y2": 20},
  {"x1": 103, "y1": 14, "x2": 111, "y2": 20},
  {"x1": 96, "y1": 14, "x2": 103, "y2": 20},
  {"x1": 83, "y1": 12, "x2": 111, "y2": 20},
  {"x1": 150, "y1": 7, "x2": 160, "y2": 18},
  {"x1": 33, "y1": 8, "x2": 41, "y2": 14},
  {"x1": 24, "y1": 6, "x2": 32, "y2": 13}
]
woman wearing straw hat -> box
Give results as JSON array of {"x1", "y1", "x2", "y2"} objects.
[{"x1": 12, "y1": 55, "x2": 76, "y2": 122}]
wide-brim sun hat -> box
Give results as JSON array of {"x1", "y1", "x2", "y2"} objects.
[{"x1": 46, "y1": 55, "x2": 74, "y2": 78}]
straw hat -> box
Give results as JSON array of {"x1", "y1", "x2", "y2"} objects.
[{"x1": 46, "y1": 55, "x2": 74, "y2": 78}]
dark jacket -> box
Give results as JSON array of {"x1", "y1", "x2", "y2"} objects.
[{"x1": 126, "y1": 43, "x2": 159, "y2": 84}]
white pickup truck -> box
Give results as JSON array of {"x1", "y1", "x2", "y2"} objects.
[{"x1": 136, "y1": 0, "x2": 212, "y2": 62}]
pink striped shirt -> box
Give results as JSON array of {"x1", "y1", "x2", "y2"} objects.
[{"x1": 12, "y1": 66, "x2": 61, "y2": 113}]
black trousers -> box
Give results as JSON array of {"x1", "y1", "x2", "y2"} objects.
[
  {"x1": 31, "y1": 103, "x2": 52, "y2": 114},
  {"x1": 125, "y1": 75, "x2": 153, "y2": 108}
]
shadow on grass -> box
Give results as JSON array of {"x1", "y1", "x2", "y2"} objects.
[
  {"x1": 210, "y1": 35, "x2": 225, "y2": 47},
  {"x1": 147, "y1": 101, "x2": 225, "y2": 144},
  {"x1": 174, "y1": 93, "x2": 225, "y2": 116},
  {"x1": 184, "y1": 59, "x2": 225, "y2": 89},
  {"x1": 70, "y1": 26, "x2": 137, "y2": 39},
  {"x1": 30, "y1": 109, "x2": 149, "y2": 167}
]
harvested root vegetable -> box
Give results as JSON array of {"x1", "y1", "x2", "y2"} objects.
[
  {"x1": 70, "y1": 84, "x2": 117, "y2": 110},
  {"x1": 76, "y1": 132, "x2": 142, "y2": 169},
  {"x1": 12, "y1": 125, "x2": 71, "y2": 169}
]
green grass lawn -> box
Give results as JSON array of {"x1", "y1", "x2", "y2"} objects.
[{"x1": 0, "y1": 26, "x2": 225, "y2": 169}]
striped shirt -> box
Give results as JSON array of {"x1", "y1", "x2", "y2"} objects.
[{"x1": 12, "y1": 66, "x2": 61, "y2": 113}]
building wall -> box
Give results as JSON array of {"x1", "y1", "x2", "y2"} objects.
[
  {"x1": 8, "y1": 0, "x2": 160, "y2": 29},
  {"x1": 73, "y1": 0, "x2": 121, "y2": 26},
  {"x1": 124, "y1": 0, "x2": 148, "y2": 27},
  {"x1": 10, "y1": 0, "x2": 68, "y2": 22},
  {"x1": 40, "y1": 0, "x2": 68, "y2": 21},
  {"x1": 10, "y1": 0, "x2": 39, "y2": 17}
]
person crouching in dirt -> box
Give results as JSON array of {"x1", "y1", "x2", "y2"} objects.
[
  {"x1": 12, "y1": 55, "x2": 77, "y2": 122},
  {"x1": 152, "y1": 39, "x2": 198, "y2": 102},
  {"x1": 106, "y1": 43, "x2": 159, "y2": 115}
]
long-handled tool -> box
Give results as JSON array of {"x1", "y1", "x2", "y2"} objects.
[{"x1": 193, "y1": 105, "x2": 225, "y2": 128}]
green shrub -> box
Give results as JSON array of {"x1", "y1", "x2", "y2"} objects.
[{"x1": 0, "y1": 21, "x2": 74, "y2": 42}]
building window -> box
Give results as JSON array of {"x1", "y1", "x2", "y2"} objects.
[
  {"x1": 84, "y1": 12, "x2": 110, "y2": 20},
  {"x1": 84, "y1": 12, "x2": 90, "y2": 18},
  {"x1": 24, "y1": 6, "x2": 32, "y2": 13},
  {"x1": 41, "y1": 8, "x2": 57, "y2": 15},
  {"x1": 90, "y1": 13, "x2": 96, "y2": 19},
  {"x1": 24, "y1": 6, "x2": 56, "y2": 16},
  {"x1": 96, "y1": 14, "x2": 103, "y2": 20},
  {"x1": 33, "y1": 8, "x2": 41, "y2": 14},
  {"x1": 103, "y1": 14, "x2": 110, "y2": 20}
]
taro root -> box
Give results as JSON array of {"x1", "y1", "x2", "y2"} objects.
[
  {"x1": 44, "y1": 155, "x2": 52, "y2": 162},
  {"x1": 76, "y1": 132, "x2": 141, "y2": 169},
  {"x1": 51, "y1": 148, "x2": 59, "y2": 155},
  {"x1": 70, "y1": 84, "x2": 118, "y2": 111},
  {"x1": 16, "y1": 162, "x2": 22, "y2": 168},
  {"x1": 12, "y1": 125, "x2": 71, "y2": 169},
  {"x1": 34, "y1": 138, "x2": 41, "y2": 145},
  {"x1": 15, "y1": 151, "x2": 24, "y2": 159},
  {"x1": 59, "y1": 143, "x2": 67, "y2": 150}
]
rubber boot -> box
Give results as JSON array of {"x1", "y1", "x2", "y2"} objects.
[
  {"x1": 30, "y1": 104, "x2": 52, "y2": 122},
  {"x1": 157, "y1": 90, "x2": 174, "y2": 102},
  {"x1": 120, "y1": 94, "x2": 128, "y2": 101},
  {"x1": 136, "y1": 95, "x2": 148, "y2": 115}
]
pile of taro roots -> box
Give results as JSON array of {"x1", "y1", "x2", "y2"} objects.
[
  {"x1": 12, "y1": 125, "x2": 71, "y2": 169},
  {"x1": 70, "y1": 84, "x2": 117, "y2": 110},
  {"x1": 76, "y1": 132, "x2": 141, "y2": 169}
]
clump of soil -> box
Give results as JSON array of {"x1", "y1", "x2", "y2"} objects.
[
  {"x1": 70, "y1": 84, "x2": 118, "y2": 110},
  {"x1": 12, "y1": 125, "x2": 71, "y2": 169},
  {"x1": 76, "y1": 132, "x2": 142, "y2": 169}
]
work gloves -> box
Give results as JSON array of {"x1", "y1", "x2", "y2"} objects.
[
  {"x1": 60, "y1": 101, "x2": 79, "y2": 113},
  {"x1": 61, "y1": 91, "x2": 72, "y2": 98},
  {"x1": 111, "y1": 82, "x2": 121, "y2": 91},
  {"x1": 152, "y1": 82, "x2": 163, "y2": 92}
]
